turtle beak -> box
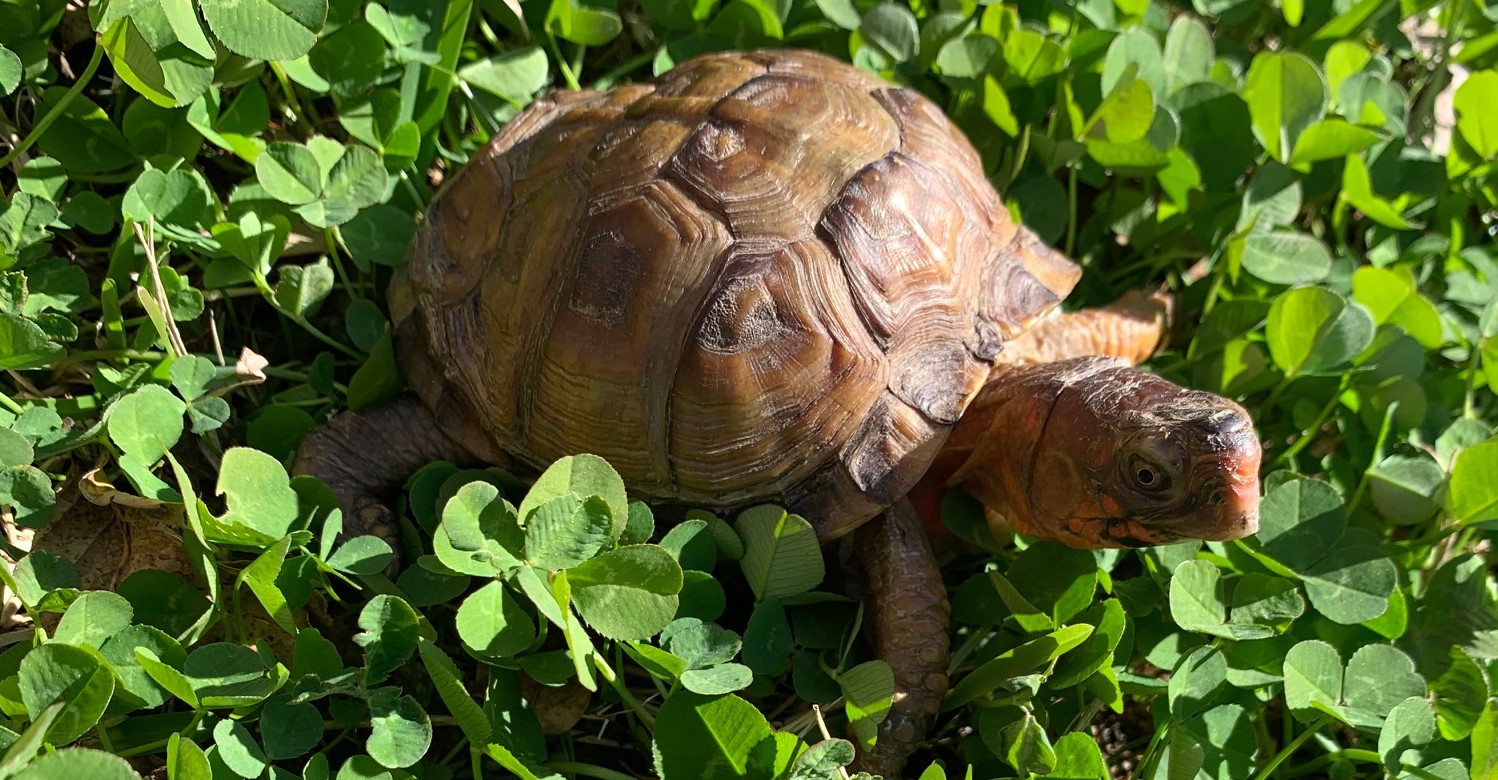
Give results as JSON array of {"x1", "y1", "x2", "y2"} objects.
[{"x1": 1198, "y1": 424, "x2": 1262, "y2": 541}]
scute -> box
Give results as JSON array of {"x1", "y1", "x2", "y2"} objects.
[
  {"x1": 818, "y1": 151, "x2": 992, "y2": 425},
  {"x1": 529, "y1": 179, "x2": 733, "y2": 493},
  {"x1": 671, "y1": 239, "x2": 884, "y2": 504},
  {"x1": 391, "y1": 49, "x2": 1082, "y2": 538},
  {"x1": 667, "y1": 74, "x2": 899, "y2": 238}
]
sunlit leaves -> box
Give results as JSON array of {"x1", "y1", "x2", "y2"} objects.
[
  {"x1": 18, "y1": 644, "x2": 115, "y2": 745},
  {"x1": 107, "y1": 384, "x2": 185, "y2": 464},
  {"x1": 213, "y1": 718, "x2": 268, "y2": 777},
  {"x1": 860, "y1": 4, "x2": 919, "y2": 64},
  {"x1": 1170, "y1": 560, "x2": 1304, "y2": 640},
  {"x1": 459, "y1": 46, "x2": 550, "y2": 106},
  {"x1": 545, "y1": 0, "x2": 623, "y2": 46},
  {"x1": 213, "y1": 447, "x2": 300, "y2": 540},
  {"x1": 199, "y1": 0, "x2": 327, "y2": 61},
  {"x1": 1266, "y1": 287, "x2": 1374, "y2": 377},
  {"x1": 455, "y1": 581, "x2": 535, "y2": 660},
  {"x1": 1352, "y1": 267, "x2": 1442, "y2": 347},
  {"x1": 1162, "y1": 16, "x2": 1212, "y2": 95},
  {"x1": 356, "y1": 595, "x2": 420, "y2": 686},
  {"x1": 1448, "y1": 440, "x2": 1498, "y2": 528},
  {"x1": 1454, "y1": 70, "x2": 1498, "y2": 159},
  {"x1": 255, "y1": 139, "x2": 387, "y2": 227},
  {"x1": 97, "y1": 10, "x2": 214, "y2": 108},
  {"x1": 1242, "y1": 51, "x2": 1327, "y2": 162},
  {"x1": 840, "y1": 660, "x2": 893, "y2": 749},
  {"x1": 1283, "y1": 640, "x2": 1425, "y2": 727},
  {"x1": 6, "y1": 5, "x2": 1497, "y2": 779},
  {"x1": 519, "y1": 454, "x2": 630, "y2": 540},
  {"x1": 433, "y1": 481, "x2": 525, "y2": 577},
  {"x1": 366, "y1": 689, "x2": 431, "y2": 769},
  {"x1": 11, "y1": 749, "x2": 140, "y2": 780},
  {"x1": 1237, "y1": 231, "x2": 1332, "y2": 285},
  {"x1": 0, "y1": 45, "x2": 20, "y2": 96},
  {"x1": 735, "y1": 506, "x2": 824, "y2": 601},
  {"x1": 569, "y1": 546, "x2": 682, "y2": 641},
  {"x1": 1254, "y1": 477, "x2": 1395, "y2": 624},
  {"x1": 652, "y1": 693, "x2": 773, "y2": 778}
]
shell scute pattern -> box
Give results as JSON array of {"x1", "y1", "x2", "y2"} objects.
[
  {"x1": 531, "y1": 179, "x2": 733, "y2": 492},
  {"x1": 666, "y1": 73, "x2": 899, "y2": 239},
  {"x1": 670, "y1": 238, "x2": 884, "y2": 501},
  {"x1": 391, "y1": 50, "x2": 1081, "y2": 536}
]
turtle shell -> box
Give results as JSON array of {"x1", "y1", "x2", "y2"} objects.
[{"x1": 387, "y1": 49, "x2": 1081, "y2": 539}]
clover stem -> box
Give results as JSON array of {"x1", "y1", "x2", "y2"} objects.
[
  {"x1": 268, "y1": 61, "x2": 319, "y2": 133},
  {"x1": 295, "y1": 315, "x2": 363, "y2": 360},
  {"x1": 0, "y1": 393, "x2": 24, "y2": 415},
  {"x1": 1270, "y1": 377, "x2": 1351, "y2": 469},
  {"x1": 1250, "y1": 714, "x2": 1331, "y2": 780},
  {"x1": 398, "y1": 170, "x2": 430, "y2": 208},
  {"x1": 592, "y1": 49, "x2": 657, "y2": 90},
  {"x1": 476, "y1": 13, "x2": 504, "y2": 48},
  {"x1": 546, "y1": 761, "x2": 639, "y2": 780},
  {"x1": 1464, "y1": 340, "x2": 1483, "y2": 419},
  {"x1": 182, "y1": 710, "x2": 207, "y2": 738},
  {"x1": 433, "y1": 734, "x2": 471, "y2": 768},
  {"x1": 251, "y1": 271, "x2": 364, "y2": 359},
  {"x1": 229, "y1": 583, "x2": 247, "y2": 646},
  {"x1": 1251, "y1": 715, "x2": 1274, "y2": 768},
  {"x1": 262, "y1": 366, "x2": 351, "y2": 395},
  {"x1": 324, "y1": 227, "x2": 361, "y2": 300},
  {"x1": 95, "y1": 722, "x2": 115, "y2": 754},
  {"x1": 0, "y1": 42, "x2": 105, "y2": 170},
  {"x1": 135, "y1": 219, "x2": 189, "y2": 357},
  {"x1": 1064, "y1": 165, "x2": 1079, "y2": 259},
  {"x1": 549, "y1": 35, "x2": 583, "y2": 91},
  {"x1": 570, "y1": 43, "x2": 587, "y2": 87},
  {"x1": 592, "y1": 653, "x2": 655, "y2": 728},
  {"x1": 1260, "y1": 373, "x2": 1295, "y2": 413},
  {"x1": 1345, "y1": 403, "x2": 1398, "y2": 519},
  {"x1": 1132, "y1": 718, "x2": 1170, "y2": 779},
  {"x1": 57, "y1": 349, "x2": 167, "y2": 366},
  {"x1": 1199, "y1": 262, "x2": 1226, "y2": 318},
  {"x1": 1278, "y1": 747, "x2": 1379, "y2": 778},
  {"x1": 947, "y1": 625, "x2": 992, "y2": 674},
  {"x1": 998, "y1": 123, "x2": 1031, "y2": 194}
]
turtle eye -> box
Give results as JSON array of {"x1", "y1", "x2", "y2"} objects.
[{"x1": 1130, "y1": 457, "x2": 1171, "y2": 492}]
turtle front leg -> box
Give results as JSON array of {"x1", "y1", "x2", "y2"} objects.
[
  {"x1": 849, "y1": 499, "x2": 951, "y2": 778},
  {"x1": 294, "y1": 396, "x2": 480, "y2": 550},
  {"x1": 994, "y1": 286, "x2": 1174, "y2": 367}
]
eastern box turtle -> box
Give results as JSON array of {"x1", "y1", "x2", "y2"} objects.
[{"x1": 296, "y1": 48, "x2": 1262, "y2": 777}]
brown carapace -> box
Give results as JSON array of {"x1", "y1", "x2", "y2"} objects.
[{"x1": 296, "y1": 49, "x2": 1262, "y2": 778}]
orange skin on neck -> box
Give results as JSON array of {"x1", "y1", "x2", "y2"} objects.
[
  {"x1": 908, "y1": 470, "x2": 953, "y2": 544},
  {"x1": 912, "y1": 357, "x2": 1262, "y2": 550}
]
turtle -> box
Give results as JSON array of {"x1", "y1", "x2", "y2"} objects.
[{"x1": 295, "y1": 48, "x2": 1262, "y2": 777}]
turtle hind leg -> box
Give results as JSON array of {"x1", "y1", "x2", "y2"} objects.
[
  {"x1": 849, "y1": 499, "x2": 951, "y2": 778},
  {"x1": 294, "y1": 396, "x2": 479, "y2": 549}
]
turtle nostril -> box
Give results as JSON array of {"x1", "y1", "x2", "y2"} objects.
[{"x1": 1237, "y1": 507, "x2": 1259, "y2": 536}]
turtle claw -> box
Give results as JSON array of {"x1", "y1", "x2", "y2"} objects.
[
  {"x1": 352, "y1": 498, "x2": 402, "y2": 571},
  {"x1": 353, "y1": 498, "x2": 398, "y2": 542}
]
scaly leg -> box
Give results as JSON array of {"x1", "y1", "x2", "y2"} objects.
[
  {"x1": 294, "y1": 397, "x2": 480, "y2": 550},
  {"x1": 849, "y1": 499, "x2": 951, "y2": 778},
  {"x1": 995, "y1": 287, "x2": 1173, "y2": 368}
]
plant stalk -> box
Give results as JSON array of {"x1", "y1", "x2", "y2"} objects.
[{"x1": 0, "y1": 41, "x2": 105, "y2": 169}]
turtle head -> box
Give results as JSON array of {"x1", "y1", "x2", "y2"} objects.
[{"x1": 953, "y1": 358, "x2": 1261, "y2": 549}]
